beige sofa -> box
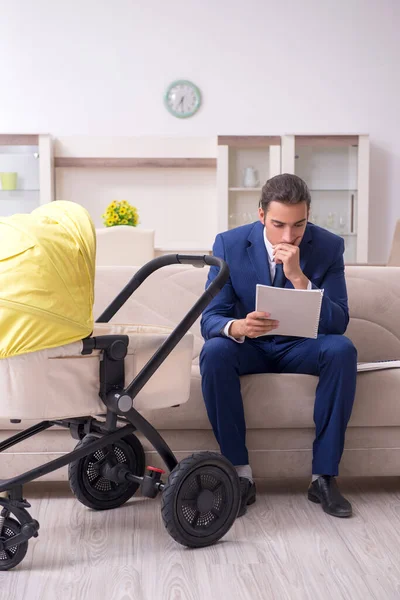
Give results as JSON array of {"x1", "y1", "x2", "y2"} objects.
[
  {"x1": 388, "y1": 220, "x2": 400, "y2": 266},
  {"x1": 1, "y1": 264, "x2": 400, "y2": 481}
]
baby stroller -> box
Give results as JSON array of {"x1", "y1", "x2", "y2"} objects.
[{"x1": 0, "y1": 202, "x2": 241, "y2": 571}]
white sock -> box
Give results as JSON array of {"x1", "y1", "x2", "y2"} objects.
[
  {"x1": 235, "y1": 464, "x2": 253, "y2": 482},
  {"x1": 312, "y1": 474, "x2": 321, "y2": 482}
]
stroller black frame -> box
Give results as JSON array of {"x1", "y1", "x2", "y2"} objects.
[{"x1": 0, "y1": 254, "x2": 241, "y2": 569}]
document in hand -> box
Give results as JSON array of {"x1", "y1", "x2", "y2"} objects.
[
  {"x1": 255, "y1": 284, "x2": 324, "y2": 339},
  {"x1": 357, "y1": 360, "x2": 400, "y2": 372}
]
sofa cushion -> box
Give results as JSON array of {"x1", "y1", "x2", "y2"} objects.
[
  {"x1": 140, "y1": 366, "x2": 400, "y2": 430},
  {"x1": 345, "y1": 266, "x2": 400, "y2": 361}
]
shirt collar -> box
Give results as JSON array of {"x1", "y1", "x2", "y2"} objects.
[{"x1": 263, "y1": 227, "x2": 275, "y2": 264}]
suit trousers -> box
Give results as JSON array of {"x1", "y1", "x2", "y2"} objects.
[{"x1": 199, "y1": 334, "x2": 357, "y2": 476}]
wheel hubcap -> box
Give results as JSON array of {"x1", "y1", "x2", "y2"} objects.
[
  {"x1": 196, "y1": 489, "x2": 215, "y2": 513},
  {"x1": 177, "y1": 467, "x2": 233, "y2": 536}
]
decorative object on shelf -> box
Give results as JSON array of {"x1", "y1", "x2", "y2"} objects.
[
  {"x1": 242, "y1": 212, "x2": 257, "y2": 224},
  {"x1": 164, "y1": 80, "x2": 201, "y2": 118},
  {"x1": 339, "y1": 215, "x2": 347, "y2": 233},
  {"x1": 326, "y1": 212, "x2": 336, "y2": 232},
  {"x1": 243, "y1": 166, "x2": 259, "y2": 188},
  {"x1": 102, "y1": 200, "x2": 139, "y2": 228},
  {"x1": 229, "y1": 211, "x2": 257, "y2": 228},
  {"x1": 0, "y1": 172, "x2": 17, "y2": 191}
]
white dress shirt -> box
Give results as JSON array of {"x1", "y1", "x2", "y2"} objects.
[{"x1": 223, "y1": 228, "x2": 311, "y2": 342}]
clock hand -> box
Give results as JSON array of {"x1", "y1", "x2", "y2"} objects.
[{"x1": 178, "y1": 96, "x2": 184, "y2": 111}]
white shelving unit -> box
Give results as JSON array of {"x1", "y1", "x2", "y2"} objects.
[
  {"x1": 281, "y1": 134, "x2": 370, "y2": 263},
  {"x1": 217, "y1": 136, "x2": 281, "y2": 231},
  {"x1": 0, "y1": 134, "x2": 54, "y2": 217},
  {"x1": 0, "y1": 134, "x2": 373, "y2": 262}
]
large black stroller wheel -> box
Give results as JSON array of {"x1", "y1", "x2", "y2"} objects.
[
  {"x1": 161, "y1": 451, "x2": 240, "y2": 548},
  {"x1": 69, "y1": 433, "x2": 145, "y2": 510},
  {"x1": 0, "y1": 517, "x2": 28, "y2": 571}
]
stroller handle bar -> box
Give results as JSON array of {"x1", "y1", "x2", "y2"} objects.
[{"x1": 95, "y1": 254, "x2": 229, "y2": 402}]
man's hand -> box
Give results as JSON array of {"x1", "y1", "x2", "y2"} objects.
[
  {"x1": 229, "y1": 312, "x2": 279, "y2": 339},
  {"x1": 273, "y1": 243, "x2": 309, "y2": 289}
]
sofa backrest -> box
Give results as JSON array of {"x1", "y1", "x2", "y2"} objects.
[
  {"x1": 96, "y1": 227, "x2": 155, "y2": 267},
  {"x1": 94, "y1": 265, "x2": 400, "y2": 363},
  {"x1": 388, "y1": 219, "x2": 400, "y2": 266},
  {"x1": 344, "y1": 266, "x2": 400, "y2": 361}
]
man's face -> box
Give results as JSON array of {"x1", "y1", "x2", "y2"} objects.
[{"x1": 259, "y1": 200, "x2": 309, "y2": 246}]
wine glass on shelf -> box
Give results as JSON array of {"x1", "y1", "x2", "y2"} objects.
[
  {"x1": 326, "y1": 212, "x2": 336, "y2": 232},
  {"x1": 229, "y1": 213, "x2": 237, "y2": 228}
]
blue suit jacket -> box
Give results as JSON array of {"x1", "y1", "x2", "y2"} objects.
[{"x1": 200, "y1": 221, "x2": 349, "y2": 340}]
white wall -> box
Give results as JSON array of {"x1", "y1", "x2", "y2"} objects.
[
  {"x1": 56, "y1": 165, "x2": 217, "y2": 249},
  {"x1": 2, "y1": 0, "x2": 400, "y2": 261}
]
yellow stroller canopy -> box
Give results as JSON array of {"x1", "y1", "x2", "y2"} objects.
[{"x1": 0, "y1": 201, "x2": 96, "y2": 359}]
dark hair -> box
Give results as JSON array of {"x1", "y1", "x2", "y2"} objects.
[{"x1": 259, "y1": 173, "x2": 311, "y2": 213}]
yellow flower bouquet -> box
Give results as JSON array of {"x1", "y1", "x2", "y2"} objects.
[{"x1": 102, "y1": 200, "x2": 139, "y2": 227}]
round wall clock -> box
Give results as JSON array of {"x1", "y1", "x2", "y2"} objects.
[{"x1": 164, "y1": 80, "x2": 202, "y2": 118}]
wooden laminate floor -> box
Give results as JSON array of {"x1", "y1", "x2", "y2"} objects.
[{"x1": 1, "y1": 477, "x2": 400, "y2": 600}]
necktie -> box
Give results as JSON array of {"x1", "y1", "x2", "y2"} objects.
[{"x1": 273, "y1": 262, "x2": 286, "y2": 287}]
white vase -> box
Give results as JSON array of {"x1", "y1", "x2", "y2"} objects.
[{"x1": 243, "y1": 167, "x2": 259, "y2": 188}]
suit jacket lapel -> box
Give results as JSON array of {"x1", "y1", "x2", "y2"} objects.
[
  {"x1": 299, "y1": 224, "x2": 313, "y2": 276},
  {"x1": 246, "y1": 221, "x2": 272, "y2": 286}
]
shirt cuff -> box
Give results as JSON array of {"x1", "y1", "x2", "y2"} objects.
[
  {"x1": 307, "y1": 279, "x2": 312, "y2": 290},
  {"x1": 223, "y1": 320, "x2": 245, "y2": 343}
]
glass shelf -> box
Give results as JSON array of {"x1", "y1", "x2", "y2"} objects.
[
  {"x1": 0, "y1": 189, "x2": 39, "y2": 193},
  {"x1": 0, "y1": 153, "x2": 39, "y2": 158},
  {"x1": 326, "y1": 232, "x2": 357, "y2": 236},
  {"x1": 309, "y1": 189, "x2": 357, "y2": 192},
  {"x1": 0, "y1": 145, "x2": 39, "y2": 156},
  {"x1": 310, "y1": 225, "x2": 357, "y2": 236},
  {"x1": 229, "y1": 187, "x2": 262, "y2": 192}
]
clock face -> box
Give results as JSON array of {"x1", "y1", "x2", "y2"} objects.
[{"x1": 164, "y1": 80, "x2": 201, "y2": 118}]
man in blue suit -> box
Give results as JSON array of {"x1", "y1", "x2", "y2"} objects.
[{"x1": 200, "y1": 174, "x2": 357, "y2": 518}]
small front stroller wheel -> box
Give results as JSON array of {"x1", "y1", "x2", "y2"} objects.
[
  {"x1": 69, "y1": 433, "x2": 145, "y2": 510},
  {"x1": 0, "y1": 517, "x2": 28, "y2": 571},
  {"x1": 161, "y1": 451, "x2": 240, "y2": 548}
]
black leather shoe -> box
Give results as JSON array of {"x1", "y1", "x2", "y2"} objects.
[
  {"x1": 237, "y1": 477, "x2": 256, "y2": 517},
  {"x1": 308, "y1": 476, "x2": 352, "y2": 518}
]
